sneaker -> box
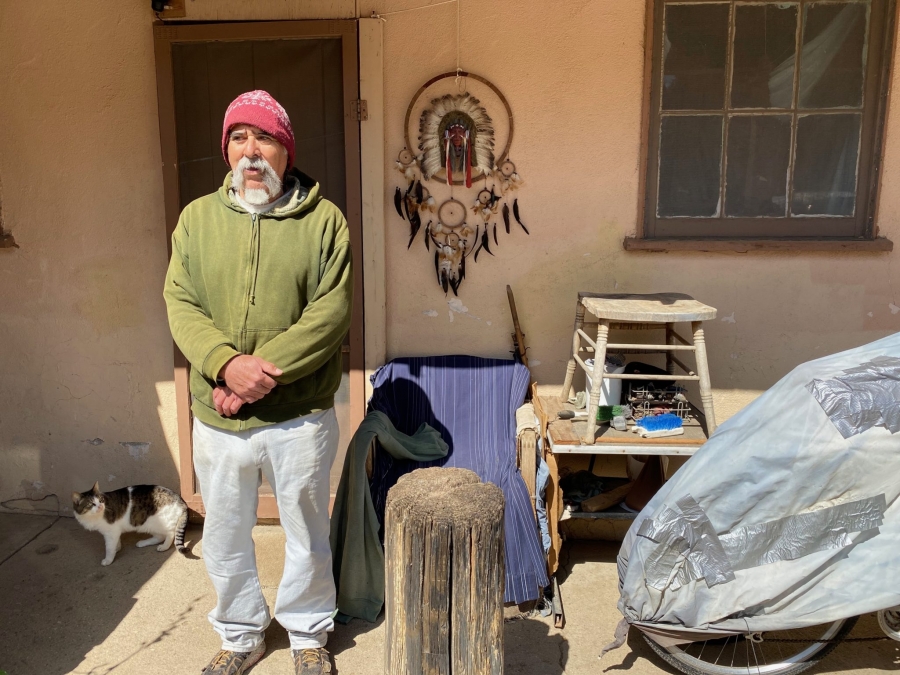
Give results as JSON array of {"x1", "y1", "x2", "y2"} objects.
[
  {"x1": 201, "y1": 641, "x2": 266, "y2": 674},
  {"x1": 291, "y1": 647, "x2": 332, "y2": 674}
]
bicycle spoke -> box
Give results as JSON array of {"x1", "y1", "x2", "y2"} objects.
[
  {"x1": 642, "y1": 616, "x2": 857, "y2": 675},
  {"x1": 749, "y1": 636, "x2": 762, "y2": 675},
  {"x1": 714, "y1": 636, "x2": 729, "y2": 665}
]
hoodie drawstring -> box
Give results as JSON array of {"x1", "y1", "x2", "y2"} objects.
[{"x1": 249, "y1": 214, "x2": 261, "y2": 305}]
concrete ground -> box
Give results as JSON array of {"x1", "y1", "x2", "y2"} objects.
[{"x1": 0, "y1": 512, "x2": 896, "y2": 675}]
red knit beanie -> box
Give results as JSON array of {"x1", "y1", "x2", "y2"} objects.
[{"x1": 221, "y1": 90, "x2": 295, "y2": 169}]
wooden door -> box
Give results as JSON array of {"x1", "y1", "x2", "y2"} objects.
[{"x1": 153, "y1": 21, "x2": 365, "y2": 518}]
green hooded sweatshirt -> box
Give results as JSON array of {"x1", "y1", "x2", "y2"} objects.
[{"x1": 163, "y1": 169, "x2": 352, "y2": 431}]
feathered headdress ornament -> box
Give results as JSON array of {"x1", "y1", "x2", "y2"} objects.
[{"x1": 419, "y1": 94, "x2": 494, "y2": 183}]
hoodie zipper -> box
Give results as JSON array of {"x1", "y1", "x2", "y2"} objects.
[
  {"x1": 238, "y1": 213, "x2": 260, "y2": 431},
  {"x1": 241, "y1": 213, "x2": 259, "y2": 348}
]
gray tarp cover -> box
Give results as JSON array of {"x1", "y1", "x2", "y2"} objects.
[{"x1": 617, "y1": 333, "x2": 900, "y2": 634}]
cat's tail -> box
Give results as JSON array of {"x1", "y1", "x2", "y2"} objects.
[{"x1": 174, "y1": 504, "x2": 189, "y2": 555}]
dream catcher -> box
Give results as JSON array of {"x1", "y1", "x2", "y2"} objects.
[{"x1": 393, "y1": 72, "x2": 529, "y2": 295}]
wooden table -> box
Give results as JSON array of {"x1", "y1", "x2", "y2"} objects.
[
  {"x1": 534, "y1": 392, "x2": 710, "y2": 587},
  {"x1": 541, "y1": 395, "x2": 709, "y2": 456}
]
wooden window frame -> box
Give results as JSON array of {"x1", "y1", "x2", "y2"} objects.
[
  {"x1": 629, "y1": 0, "x2": 898, "y2": 250},
  {"x1": 153, "y1": 20, "x2": 366, "y2": 518}
]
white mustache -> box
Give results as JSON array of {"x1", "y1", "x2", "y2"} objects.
[{"x1": 231, "y1": 156, "x2": 283, "y2": 204}]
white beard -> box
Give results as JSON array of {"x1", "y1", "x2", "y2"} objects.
[
  {"x1": 231, "y1": 156, "x2": 283, "y2": 204},
  {"x1": 242, "y1": 188, "x2": 272, "y2": 205}
]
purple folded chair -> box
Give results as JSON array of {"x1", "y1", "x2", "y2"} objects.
[{"x1": 368, "y1": 355, "x2": 548, "y2": 604}]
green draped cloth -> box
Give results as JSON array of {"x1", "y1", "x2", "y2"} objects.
[{"x1": 329, "y1": 410, "x2": 448, "y2": 622}]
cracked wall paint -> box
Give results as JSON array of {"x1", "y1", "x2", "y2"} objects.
[
  {"x1": 448, "y1": 298, "x2": 469, "y2": 315},
  {"x1": 447, "y1": 298, "x2": 485, "y2": 323},
  {"x1": 121, "y1": 442, "x2": 151, "y2": 461},
  {"x1": 722, "y1": 312, "x2": 736, "y2": 324},
  {"x1": 890, "y1": 303, "x2": 900, "y2": 315},
  {"x1": 422, "y1": 309, "x2": 439, "y2": 317}
]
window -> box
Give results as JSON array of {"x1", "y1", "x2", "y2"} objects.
[{"x1": 640, "y1": 0, "x2": 896, "y2": 240}]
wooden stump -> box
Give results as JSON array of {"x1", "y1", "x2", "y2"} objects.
[{"x1": 385, "y1": 467, "x2": 505, "y2": 675}]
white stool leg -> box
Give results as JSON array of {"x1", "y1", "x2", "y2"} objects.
[
  {"x1": 665, "y1": 323, "x2": 676, "y2": 375},
  {"x1": 584, "y1": 319, "x2": 610, "y2": 444},
  {"x1": 692, "y1": 321, "x2": 717, "y2": 435},
  {"x1": 560, "y1": 300, "x2": 586, "y2": 402}
]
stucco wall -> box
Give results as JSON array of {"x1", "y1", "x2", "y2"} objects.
[
  {"x1": 0, "y1": 1, "x2": 182, "y2": 514},
  {"x1": 375, "y1": 0, "x2": 900, "y2": 419},
  {"x1": 1, "y1": 0, "x2": 898, "y2": 513}
]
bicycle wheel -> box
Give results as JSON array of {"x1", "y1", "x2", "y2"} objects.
[{"x1": 642, "y1": 616, "x2": 858, "y2": 675}]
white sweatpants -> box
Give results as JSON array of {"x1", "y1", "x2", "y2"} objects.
[{"x1": 192, "y1": 409, "x2": 339, "y2": 652}]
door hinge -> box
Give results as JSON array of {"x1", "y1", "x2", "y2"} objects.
[{"x1": 352, "y1": 99, "x2": 369, "y2": 121}]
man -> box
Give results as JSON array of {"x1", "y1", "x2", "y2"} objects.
[{"x1": 164, "y1": 90, "x2": 352, "y2": 675}]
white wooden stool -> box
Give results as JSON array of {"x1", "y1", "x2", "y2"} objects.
[{"x1": 560, "y1": 293, "x2": 718, "y2": 444}]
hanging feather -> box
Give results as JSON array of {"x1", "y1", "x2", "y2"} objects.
[
  {"x1": 513, "y1": 199, "x2": 530, "y2": 235},
  {"x1": 403, "y1": 194, "x2": 412, "y2": 222},
  {"x1": 434, "y1": 251, "x2": 441, "y2": 285},
  {"x1": 502, "y1": 203, "x2": 511, "y2": 234},
  {"x1": 429, "y1": 231, "x2": 443, "y2": 251},
  {"x1": 394, "y1": 187, "x2": 405, "y2": 220},
  {"x1": 459, "y1": 250, "x2": 466, "y2": 281},
  {"x1": 424, "y1": 221, "x2": 432, "y2": 251},
  {"x1": 415, "y1": 180, "x2": 424, "y2": 205},
  {"x1": 445, "y1": 134, "x2": 453, "y2": 187},
  {"x1": 481, "y1": 229, "x2": 494, "y2": 257},
  {"x1": 474, "y1": 241, "x2": 483, "y2": 262},
  {"x1": 407, "y1": 210, "x2": 422, "y2": 249},
  {"x1": 465, "y1": 131, "x2": 472, "y2": 188},
  {"x1": 493, "y1": 223, "x2": 499, "y2": 247}
]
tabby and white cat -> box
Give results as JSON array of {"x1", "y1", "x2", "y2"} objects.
[{"x1": 72, "y1": 482, "x2": 189, "y2": 566}]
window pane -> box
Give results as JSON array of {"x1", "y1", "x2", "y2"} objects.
[
  {"x1": 732, "y1": 4, "x2": 799, "y2": 109},
  {"x1": 791, "y1": 114, "x2": 861, "y2": 216},
  {"x1": 662, "y1": 3, "x2": 730, "y2": 110},
  {"x1": 725, "y1": 116, "x2": 792, "y2": 217},
  {"x1": 799, "y1": 3, "x2": 868, "y2": 109},
  {"x1": 658, "y1": 115, "x2": 723, "y2": 217}
]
